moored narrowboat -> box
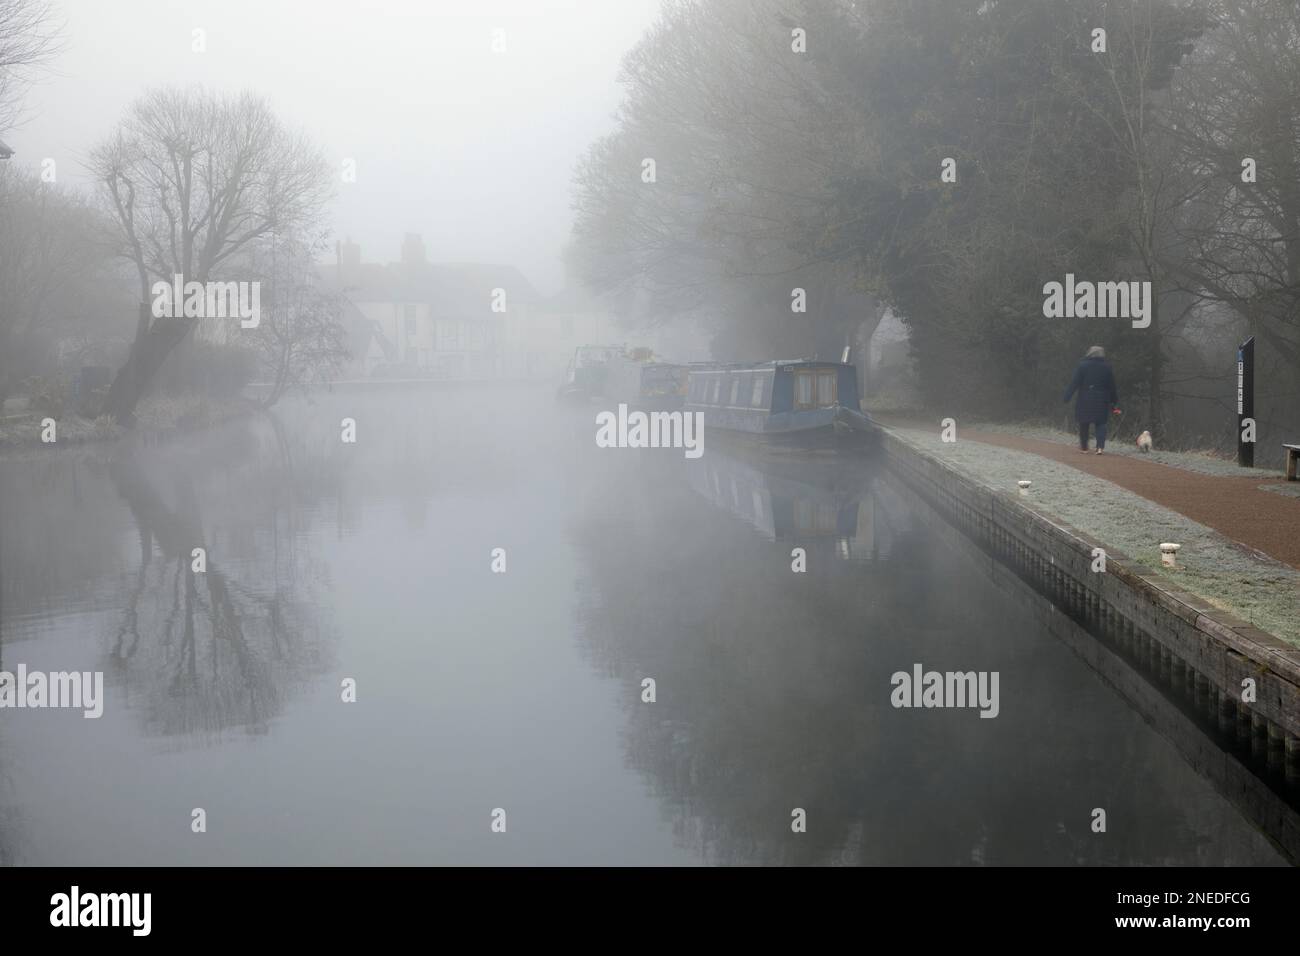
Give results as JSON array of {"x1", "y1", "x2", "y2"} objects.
[
  {"x1": 604, "y1": 353, "x2": 689, "y2": 410},
  {"x1": 556, "y1": 344, "x2": 625, "y2": 401},
  {"x1": 683, "y1": 360, "x2": 877, "y2": 451}
]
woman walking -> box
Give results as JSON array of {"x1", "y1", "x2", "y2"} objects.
[{"x1": 1063, "y1": 345, "x2": 1119, "y2": 454}]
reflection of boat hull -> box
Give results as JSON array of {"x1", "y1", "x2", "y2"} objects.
[{"x1": 685, "y1": 441, "x2": 893, "y2": 559}]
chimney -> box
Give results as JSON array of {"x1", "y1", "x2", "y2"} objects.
[
  {"x1": 336, "y1": 237, "x2": 361, "y2": 288},
  {"x1": 401, "y1": 232, "x2": 426, "y2": 266}
]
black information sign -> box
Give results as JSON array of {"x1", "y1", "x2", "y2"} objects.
[{"x1": 1237, "y1": 335, "x2": 1255, "y2": 468}]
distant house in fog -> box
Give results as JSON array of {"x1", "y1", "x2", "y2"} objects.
[
  {"x1": 0, "y1": 139, "x2": 14, "y2": 160},
  {"x1": 322, "y1": 234, "x2": 542, "y2": 379},
  {"x1": 322, "y1": 235, "x2": 625, "y2": 381}
]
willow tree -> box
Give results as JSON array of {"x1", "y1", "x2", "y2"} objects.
[
  {"x1": 812, "y1": 0, "x2": 1200, "y2": 419},
  {"x1": 571, "y1": 0, "x2": 883, "y2": 364},
  {"x1": 90, "y1": 87, "x2": 331, "y2": 424}
]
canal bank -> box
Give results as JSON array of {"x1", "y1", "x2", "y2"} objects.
[
  {"x1": 880, "y1": 427, "x2": 1300, "y2": 785},
  {"x1": 882, "y1": 464, "x2": 1300, "y2": 861}
]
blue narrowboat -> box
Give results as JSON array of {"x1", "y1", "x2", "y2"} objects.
[{"x1": 684, "y1": 360, "x2": 877, "y2": 450}]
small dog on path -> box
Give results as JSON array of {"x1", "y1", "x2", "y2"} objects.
[{"x1": 1136, "y1": 430, "x2": 1153, "y2": 453}]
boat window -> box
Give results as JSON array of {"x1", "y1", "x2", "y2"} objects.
[
  {"x1": 751, "y1": 375, "x2": 765, "y2": 407},
  {"x1": 794, "y1": 498, "x2": 840, "y2": 533},
  {"x1": 795, "y1": 371, "x2": 815, "y2": 408},
  {"x1": 712, "y1": 377, "x2": 722, "y2": 404},
  {"x1": 729, "y1": 376, "x2": 740, "y2": 406},
  {"x1": 817, "y1": 371, "x2": 836, "y2": 406}
]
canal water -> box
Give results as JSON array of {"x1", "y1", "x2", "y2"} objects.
[{"x1": 0, "y1": 384, "x2": 1291, "y2": 865}]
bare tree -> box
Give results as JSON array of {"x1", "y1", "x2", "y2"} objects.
[
  {"x1": 0, "y1": 163, "x2": 125, "y2": 405},
  {"x1": 571, "y1": 0, "x2": 881, "y2": 360},
  {"x1": 90, "y1": 87, "x2": 332, "y2": 424},
  {"x1": 1163, "y1": 1, "x2": 1300, "y2": 374},
  {"x1": 245, "y1": 234, "x2": 351, "y2": 408},
  {"x1": 0, "y1": 0, "x2": 61, "y2": 134}
]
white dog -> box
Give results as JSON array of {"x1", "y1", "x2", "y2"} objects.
[{"x1": 1136, "y1": 430, "x2": 1153, "y2": 453}]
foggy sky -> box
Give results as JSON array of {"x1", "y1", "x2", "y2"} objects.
[{"x1": 6, "y1": 0, "x2": 662, "y2": 294}]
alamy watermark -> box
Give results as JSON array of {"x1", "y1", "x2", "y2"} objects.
[
  {"x1": 1042, "y1": 273, "x2": 1151, "y2": 329},
  {"x1": 151, "y1": 274, "x2": 261, "y2": 328},
  {"x1": 50, "y1": 886, "x2": 150, "y2": 936},
  {"x1": 595, "y1": 404, "x2": 704, "y2": 459},
  {"x1": 890, "y1": 663, "x2": 1000, "y2": 718},
  {"x1": 0, "y1": 665, "x2": 103, "y2": 718}
]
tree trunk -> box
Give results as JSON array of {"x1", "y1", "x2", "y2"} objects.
[
  {"x1": 102, "y1": 303, "x2": 198, "y2": 425},
  {"x1": 1146, "y1": 304, "x2": 1165, "y2": 440}
]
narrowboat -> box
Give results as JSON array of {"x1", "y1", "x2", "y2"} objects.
[
  {"x1": 604, "y1": 353, "x2": 689, "y2": 410},
  {"x1": 684, "y1": 360, "x2": 878, "y2": 451},
  {"x1": 556, "y1": 344, "x2": 624, "y2": 401}
]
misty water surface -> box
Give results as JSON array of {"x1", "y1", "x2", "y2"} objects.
[{"x1": 0, "y1": 385, "x2": 1288, "y2": 864}]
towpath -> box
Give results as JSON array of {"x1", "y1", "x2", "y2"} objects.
[{"x1": 895, "y1": 423, "x2": 1300, "y2": 570}]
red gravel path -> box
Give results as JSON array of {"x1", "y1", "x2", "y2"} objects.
[{"x1": 883, "y1": 419, "x2": 1300, "y2": 570}]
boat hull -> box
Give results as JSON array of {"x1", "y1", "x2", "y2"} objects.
[{"x1": 700, "y1": 419, "x2": 878, "y2": 458}]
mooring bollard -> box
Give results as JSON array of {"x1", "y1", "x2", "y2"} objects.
[
  {"x1": 1160, "y1": 542, "x2": 1181, "y2": 568},
  {"x1": 1017, "y1": 480, "x2": 1031, "y2": 497}
]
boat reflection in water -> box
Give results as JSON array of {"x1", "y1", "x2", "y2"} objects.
[
  {"x1": 685, "y1": 443, "x2": 899, "y2": 562},
  {"x1": 567, "y1": 441, "x2": 1293, "y2": 865}
]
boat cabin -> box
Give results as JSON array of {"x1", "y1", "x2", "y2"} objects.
[{"x1": 684, "y1": 360, "x2": 864, "y2": 438}]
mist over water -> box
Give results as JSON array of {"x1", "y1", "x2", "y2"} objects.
[
  {"x1": 1, "y1": 0, "x2": 1298, "y2": 891},
  {"x1": 0, "y1": 386, "x2": 1286, "y2": 865}
]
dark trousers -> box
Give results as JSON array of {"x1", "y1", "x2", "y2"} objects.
[{"x1": 1079, "y1": 421, "x2": 1107, "y2": 450}]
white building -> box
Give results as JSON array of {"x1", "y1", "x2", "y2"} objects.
[
  {"x1": 323, "y1": 235, "x2": 638, "y2": 382},
  {"x1": 322, "y1": 235, "x2": 540, "y2": 379}
]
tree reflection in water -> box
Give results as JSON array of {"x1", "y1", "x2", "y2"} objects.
[{"x1": 106, "y1": 415, "x2": 335, "y2": 740}]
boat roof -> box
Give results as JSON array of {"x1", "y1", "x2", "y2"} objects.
[{"x1": 688, "y1": 359, "x2": 852, "y2": 372}]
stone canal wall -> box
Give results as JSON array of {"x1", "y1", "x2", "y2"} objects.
[{"x1": 880, "y1": 428, "x2": 1300, "y2": 780}]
